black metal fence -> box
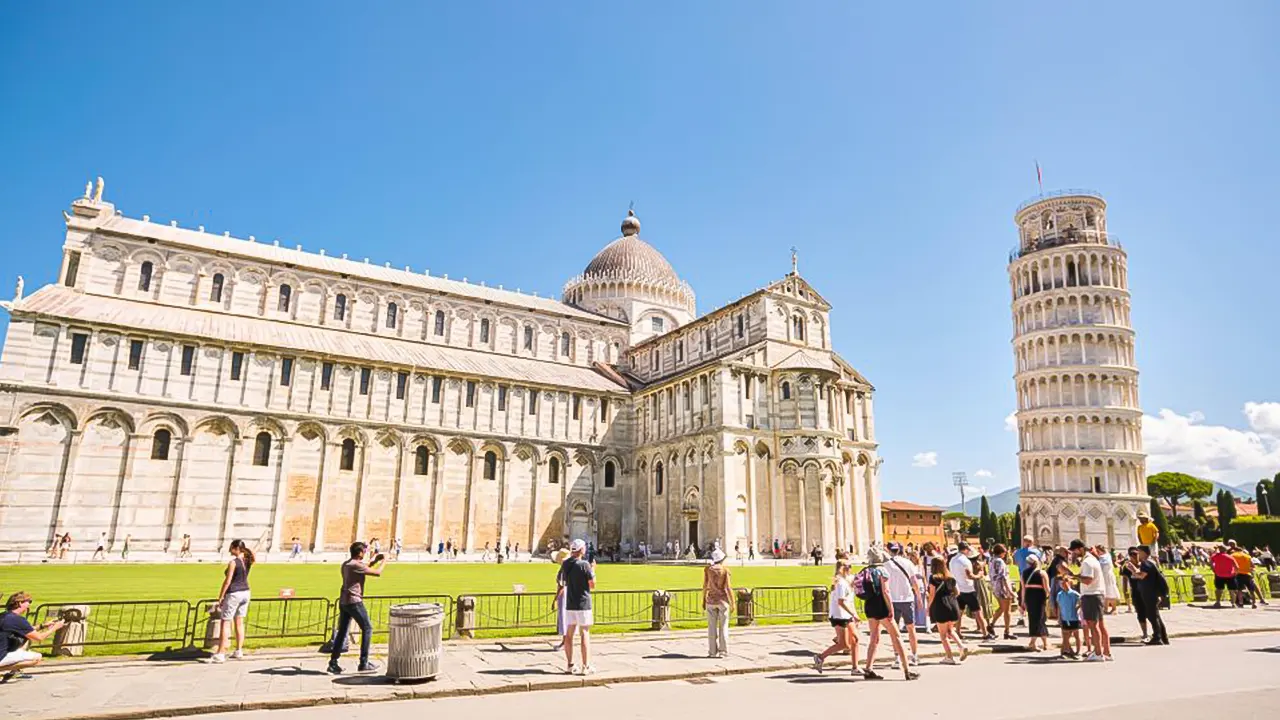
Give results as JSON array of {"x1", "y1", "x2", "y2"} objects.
[{"x1": 26, "y1": 568, "x2": 1280, "y2": 657}]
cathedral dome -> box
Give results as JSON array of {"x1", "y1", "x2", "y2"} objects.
[{"x1": 581, "y1": 211, "x2": 681, "y2": 286}]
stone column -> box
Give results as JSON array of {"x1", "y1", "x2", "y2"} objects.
[
  {"x1": 798, "y1": 474, "x2": 808, "y2": 555},
  {"x1": 464, "y1": 451, "x2": 478, "y2": 552},
  {"x1": 353, "y1": 441, "x2": 373, "y2": 543},
  {"x1": 527, "y1": 458, "x2": 540, "y2": 553},
  {"x1": 162, "y1": 438, "x2": 193, "y2": 552},
  {"x1": 426, "y1": 449, "x2": 445, "y2": 552},
  {"x1": 106, "y1": 433, "x2": 141, "y2": 548},
  {"x1": 310, "y1": 441, "x2": 335, "y2": 552},
  {"x1": 216, "y1": 432, "x2": 239, "y2": 549},
  {"x1": 46, "y1": 429, "x2": 85, "y2": 549},
  {"x1": 388, "y1": 440, "x2": 408, "y2": 548},
  {"x1": 268, "y1": 437, "x2": 294, "y2": 553}
]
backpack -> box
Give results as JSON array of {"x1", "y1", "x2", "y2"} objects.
[{"x1": 853, "y1": 566, "x2": 880, "y2": 600}]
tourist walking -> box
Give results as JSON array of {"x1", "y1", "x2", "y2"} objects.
[
  {"x1": 290, "y1": 537, "x2": 302, "y2": 560},
  {"x1": 748, "y1": 543, "x2": 756, "y2": 560},
  {"x1": 1232, "y1": 544, "x2": 1265, "y2": 608},
  {"x1": 1020, "y1": 554, "x2": 1050, "y2": 651},
  {"x1": 989, "y1": 543, "x2": 1016, "y2": 639},
  {"x1": 926, "y1": 556, "x2": 967, "y2": 664},
  {"x1": 948, "y1": 542, "x2": 990, "y2": 640},
  {"x1": 1071, "y1": 540, "x2": 1111, "y2": 661},
  {"x1": 1119, "y1": 548, "x2": 1151, "y2": 641},
  {"x1": 93, "y1": 532, "x2": 107, "y2": 561},
  {"x1": 703, "y1": 549, "x2": 732, "y2": 658},
  {"x1": 204, "y1": 539, "x2": 254, "y2": 663},
  {"x1": 395, "y1": 538, "x2": 404, "y2": 561},
  {"x1": 0, "y1": 592, "x2": 65, "y2": 681},
  {"x1": 551, "y1": 549, "x2": 570, "y2": 651},
  {"x1": 884, "y1": 542, "x2": 920, "y2": 667},
  {"x1": 179, "y1": 534, "x2": 192, "y2": 559},
  {"x1": 1211, "y1": 545, "x2": 1242, "y2": 608},
  {"x1": 1095, "y1": 544, "x2": 1121, "y2": 614},
  {"x1": 58, "y1": 533, "x2": 71, "y2": 560},
  {"x1": 858, "y1": 547, "x2": 918, "y2": 681},
  {"x1": 556, "y1": 539, "x2": 596, "y2": 675},
  {"x1": 327, "y1": 542, "x2": 386, "y2": 674},
  {"x1": 1055, "y1": 576, "x2": 1082, "y2": 659},
  {"x1": 814, "y1": 561, "x2": 861, "y2": 673},
  {"x1": 1124, "y1": 545, "x2": 1169, "y2": 645}
]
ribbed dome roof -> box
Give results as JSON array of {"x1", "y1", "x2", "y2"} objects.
[{"x1": 580, "y1": 210, "x2": 682, "y2": 285}]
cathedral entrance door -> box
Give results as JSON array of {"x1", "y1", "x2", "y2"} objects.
[{"x1": 688, "y1": 519, "x2": 699, "y2": 550}]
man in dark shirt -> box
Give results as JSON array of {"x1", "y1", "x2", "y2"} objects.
[
  {"x1": 0, "y1": 592, "x2": 65, "y2": 681},
  {"x1": 555, "y1": 538, "x2": 596, "y2": 675},
  {"x1": 1127, "y1": 545, "x2": 1169, "y2": 645},
  {"x1": 327, "y1": 542, "x2": 384, "y2": 675}
]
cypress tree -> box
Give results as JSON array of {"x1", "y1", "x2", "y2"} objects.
[
  {"x1": 979, "y1": 496, "x2": 996, "y2": 546},
  {"x1": 1150, "y1": 498, "x2": 1175, "y2": 544},
  {"x1": 1012, "y1": 503, "x2": 1023, "y2": 545}
]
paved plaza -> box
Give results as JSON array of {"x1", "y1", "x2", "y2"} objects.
[{"x1": 3, "y1": 604, "x2": 1279, "y2": 720}]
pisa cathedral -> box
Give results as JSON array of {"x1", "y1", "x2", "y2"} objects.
[{"x1": 0, "y1": 187, "x2": 883, "y2": 559}]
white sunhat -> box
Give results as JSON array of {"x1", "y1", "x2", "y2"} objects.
[
  {"x1": 711, "y1": 549, "x2": 726, "y2": 564},
  {"x1": 570, "y1": 538, "x2": 587, "y2": 553}
]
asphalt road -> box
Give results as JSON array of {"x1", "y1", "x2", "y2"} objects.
[{"x1": 192, "y1": 632, "x2": 1280, "y2": 720}]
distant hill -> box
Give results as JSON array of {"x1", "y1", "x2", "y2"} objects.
[{"x1": 941, "y1": 480, "x2": 1253, "y2": 517}]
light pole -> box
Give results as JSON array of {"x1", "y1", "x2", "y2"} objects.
[
  {"x1": 953, "y1": 471, "x2": 969, "y2": 517},
  {"x1": 1260, "y1": 485, "x2": 1271, "y2": 517}
]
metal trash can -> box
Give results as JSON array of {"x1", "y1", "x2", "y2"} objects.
[{"x1": 386, "y1": 603, "x2": 444, "y2": 682}]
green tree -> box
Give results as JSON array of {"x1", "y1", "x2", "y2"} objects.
[
  {"x1": 1147, "y1": 472, "x2": 1214, "y2": 518},
  {"x1": 979, "y1": 496, "x2": 998, "y2": 546},
  {"x1": 1192, "y1": 499, "x2": 1208, "y2": 539},
  {"x1": 1217, "y1": 489, "x2": 1239, "y2": 539},
  {"x1": 1012, "y1": 504, "x2": 1023, "y2": 546},
  {"x1": 1150, "y1": 498, "x2": 1177, "y2": 544},
  {"x1": 996, "y1": 512, "x2": 1016, "y2": 547}
]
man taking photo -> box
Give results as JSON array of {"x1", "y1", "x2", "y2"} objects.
[{"x1": 0, "y1": 592, "x2": 65, "y2": 681}]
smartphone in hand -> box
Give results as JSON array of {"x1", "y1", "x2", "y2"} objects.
[{"x1": 373, "y1": 553, "x2": 386, "y2": 565}]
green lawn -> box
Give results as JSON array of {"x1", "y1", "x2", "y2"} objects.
[{"x1": 3, "y1": 560, "x2": 837, "y2": 605}]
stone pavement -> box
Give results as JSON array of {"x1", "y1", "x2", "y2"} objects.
[{"x1": 4, "y1": 604, "x2": 1279, "y2": 720}]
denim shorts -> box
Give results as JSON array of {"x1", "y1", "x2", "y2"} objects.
[{"x1": 220, "y1": 591, "x2": 251, "y2": 618}]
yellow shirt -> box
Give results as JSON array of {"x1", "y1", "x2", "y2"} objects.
[
  {"x1": 1137, "y1": 521, "x2": 1159, "y2": 545},
  {"x1": 1233, "y1": 551, "x2": 1254, "y2": 574}
]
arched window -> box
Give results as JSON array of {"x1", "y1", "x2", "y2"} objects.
[
  {"x1": 792, "y1": 316, "x2": 805, "y2": 341},
  {"x1": 150, "y1": 429, "x2": 172, "y2": 460},
  {"x1": 523, "y1": 325, "x2": 534, "y2": 350},
  {"x1": 414, "y1": 445, "x2": 430, "y2": 475},
  {"x1": 340, "y1": 438, "x2": 356, "y2": 471},
  {"x1": 675, "y1": 341, "x2": 684, "y2": 362},
  {"x1": 138, "y1": 261, "x2": 154, "y2": 291},
  {"x1": 549, "y1": 456, "x2": 561, "y2": 484},
  {"x1": 781, "y1": 381, "x2": 792, "y2": 400},
  {"x1": 654, "y1": 461, "x2": 664, "y2": 496},
  {"x1": 737, "y1": 315, "x2": 745, "y2": 338},
  {"x1": 210, "y1": 273, "x2": 224, "y2": 302},
  {"x1": 604, "y1": 460, "x2": 616, "y2": 488},
  {"x1": 278, "y1": 284, "x2": 292, "y2": 312},
  {"x1": 479, "y1": 318, "x2": 491, "y2": 344},
  {"x1": 434, "y1": 310, "x2": 446, "y2": 336},
  {"x1": 483, "y1": 450, "x2": 498, "y2": 480},
  {"x1": 334, "y1": 294, "x2": 347, "y2": 321},
  {"x1": 253, "y1": 432, "x2": 272, "y2": 466},
  {"x1": 561, "y1": 332, "x2": 571, "y2": 356},
  {"x1": 386, "y1": 302, "x2": 398, "y2": 329}
]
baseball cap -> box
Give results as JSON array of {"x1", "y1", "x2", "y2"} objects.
[{"x1": 570, "y1": 539, "x2": 586, "y2": 553}]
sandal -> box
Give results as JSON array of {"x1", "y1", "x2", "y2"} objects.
[{"x1": 904, "y1": 670, "x2": 920, "y2": 681}]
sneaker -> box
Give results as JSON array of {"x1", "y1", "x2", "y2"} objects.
[
  {"x1": 230, "y1": 649, "x2": 244, "y2": 660},
  {"x1": 357, "y1": 660, "x2": 380, "y2": 673},
  {"x1": 891, "y1": 658, "x2": 901, "y2": 670},
  {"x1": 566, "y1": 664, "x2": 579, "y2": 675},
  {"x1": 580, "y1": 665, "x2": 595, "y2": 676},
  {"x1": 863, "y1": 669, "x2": 885, "y2": 680},
  {"x1": 327, "y1": 662, "x2": 343, "y2": 675},
  {"x1": 203, "y1": 653, "x2": 226, "y2": 664},
  {"x1": 908, "y1": 654, "x2": 919, "y2": 666},
  {"x1": 1103, "y1": 655, "x2": 1114, "y2": 662},
  {"x1": 813, "y1": 654, "x2": 825, "y2": 673},
  {"x1": 960, "y1": 647, "x2": 970, "y2": 662},
  {"x1": 1084, "y1": 654, "x2": 1105, "y2": 662},
  {"x1": 904, "y1": 670, "x2": 920, "y2": 681},
  {"x1": 942, "y1": 657, "x2": 959, "y2": 665}
]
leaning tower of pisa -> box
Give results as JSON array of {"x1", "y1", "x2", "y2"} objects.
[{"x1": 1009, "y1": 190, "x2": 1148, "y2": 547}]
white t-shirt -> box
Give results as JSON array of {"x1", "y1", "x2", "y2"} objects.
[
  {"x1": 884, "y1": 557, "x2": 919, "y2": 603},
  {"x1": 950, "y1": 553, "x2": 976, "y2": 593},
  {"x1": 1078, "y1": 553, "x2": 1105, "y2": 596},
  {"x1": 829, "y1": 576, "x2": 855, "y2": 620}
]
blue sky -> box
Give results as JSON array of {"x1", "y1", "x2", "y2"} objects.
[{"x1": 2, "y1": 4, "x2": 1278, "y2": 506}]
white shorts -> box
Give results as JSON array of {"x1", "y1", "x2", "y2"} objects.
[
  {"x1": 220, "y1": 591, "x2": 251, "y2": 618},
  {"x1": 563, "y1": 610, "x2": 594, "y2": 628},
  {"x1": 0, "y1": 649, "x2": 41, "y2": 668}
]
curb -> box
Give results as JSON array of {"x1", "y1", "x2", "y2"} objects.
[{"x1": 35, "y1": 624, "x2": 1280, "y2": 720}]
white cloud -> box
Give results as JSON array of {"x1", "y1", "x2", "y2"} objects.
[
  {"x1": 912, "y1": 451, "x2": 938, "y2": 468},
  {"x1": 1143, "y1": 403, "x2": 1280, "y2": 480},
  {"x1": 974, "y1": 469, "x2": 993, "y2": 478},
  {"x1": 1005, "y1": 412, "x2": 1018, "y2": 432}
]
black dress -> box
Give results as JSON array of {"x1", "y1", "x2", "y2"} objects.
[
  {"x1": 863, "y1": 567, "x2": 891, "y2": 620},
  {"x1": 929, "y1": 575, "x2": 961, "y2": 624},
  {"x1": 1022, "y1": 566, "x2": 1049, "y2": 637}
]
